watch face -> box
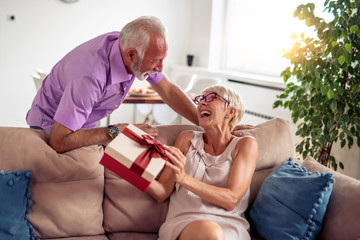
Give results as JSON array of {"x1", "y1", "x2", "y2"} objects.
[{"x1": 108, "y1": 125, "x2": 119, "y2": 139}]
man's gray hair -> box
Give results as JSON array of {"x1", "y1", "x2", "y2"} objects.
[{"x1": 119, "y1": 16, "x2": 168, "y2": 59}]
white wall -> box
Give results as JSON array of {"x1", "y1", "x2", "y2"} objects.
[
  {"x1": 1, "y1": 0, "x2": 359, "y2": 180},
  {"x1": 0, "y1": 0, "x2": 204, "y2": 127}
]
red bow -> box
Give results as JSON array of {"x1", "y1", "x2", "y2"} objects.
[{"x1": 122, "y1": 127, "x2": 168, "y2": 176}]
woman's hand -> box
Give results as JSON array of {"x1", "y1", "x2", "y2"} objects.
[{"x1": 164, "y1": 145, "x2": 187, "y2": 184}]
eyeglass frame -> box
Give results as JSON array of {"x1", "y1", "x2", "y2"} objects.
[
  {"x1": 194, "y1": 92, "x2": 230, "y2": 106},
  {"x1": 132, "y1": 47, "x2": 163, "y2": 66},
  {"x1": 144, "y1": 56, "x2": 163, "y2": 65}
]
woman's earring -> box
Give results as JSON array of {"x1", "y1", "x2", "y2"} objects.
[{"x1": 225, "y1": 115, "x2": 229, "y2": 119}]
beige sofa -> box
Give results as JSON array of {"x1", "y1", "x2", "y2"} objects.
[{"x1": 0, "y1": 118, "x2": 359, "y2": 240}]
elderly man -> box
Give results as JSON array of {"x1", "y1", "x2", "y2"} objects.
[{"x1": 26, "y1": 16, "x2": 250, "y2": 153}]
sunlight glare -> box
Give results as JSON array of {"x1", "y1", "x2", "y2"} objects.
[{"x1": 225, "y1": 0, "x2": 332, "y2": 77}]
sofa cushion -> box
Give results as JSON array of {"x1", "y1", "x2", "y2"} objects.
[
  {"x1": 301, "y1": 156, "x2": 360, "y2": 240},
  {"x1": 41, "y1": 235, "x2": 109, "y2": 240},
  {"x1": 0, "y1": 127, "x2": 105, "y2": 239},
  {"x1": 107, "y1": 232, "x2": 158, "y2": 240},
  {"x1": 248, "y1": 167, "x2": 276, "y2": 206},
  {"x1": 0, "y1": 169, "x2": 37, "y2": 240},
  {"x1": 240, "y1": 118, "x2": 294, "y2": 170},
  {"x1": 103, "y1": 170, "x2": 169, "y2": 233},
  {"x1": 249, "y1": 158, "x2": 334, "y2": 240}
]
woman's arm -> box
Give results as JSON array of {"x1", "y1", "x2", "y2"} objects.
[
  {"x1": 146, "y1": 168, "x2": 175, "y2": 202},
  {"x1": 147, "y1": 131, "x2": 193, "y2": 202},
  {"x1": 167, "y1": 137, "x2": 258, "y2": 211}
]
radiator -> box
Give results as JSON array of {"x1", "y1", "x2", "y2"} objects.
[
  {"x1": 226, "y1": 78, "x2": 290, "y2": 126},
  {"x1": 242, "y1": 109, "x2": 275, "y2": 125}
]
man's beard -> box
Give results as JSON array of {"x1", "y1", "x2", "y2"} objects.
[{"x1": 131, "y1": 57, "x2": 156, "y2": 81}]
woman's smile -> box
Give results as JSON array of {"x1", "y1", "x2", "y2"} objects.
[{"x1": 200, "y1": 110, "x2": 212, "y2": 118}]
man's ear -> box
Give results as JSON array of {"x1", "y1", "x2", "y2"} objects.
[{"x1": 126, "y1": 48, "x2": 138, "y2": 62}]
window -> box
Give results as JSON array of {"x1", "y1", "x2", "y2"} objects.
[{"x1": 223, "y1": 0, "x2": 332, "y2": 77}]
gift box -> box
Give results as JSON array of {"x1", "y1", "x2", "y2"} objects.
[{"x1": 100, "y1": 124, "x2": 168, "y2": 192}]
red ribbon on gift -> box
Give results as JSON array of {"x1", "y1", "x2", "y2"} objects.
[{"x1": 122, "y1": 127, "x2": 168, "y2": 176}]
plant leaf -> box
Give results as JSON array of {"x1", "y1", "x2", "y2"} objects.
[
  {"x1": 327, "y1": 89, "x2": 334, "y2": 99},
  {"x1": 345, "y1": 43, "x2": 352, "y2": 53},
  {"x1": 321, "y1": 85, "x2": 328, "y2": 95},
  {"x1": 337, "y1": 55, "x2": 346, "y2": 65},
  {"x1": 356, "y1": 30, "x2": 360, "y2": 38},
  {"x1": 339, "y1": 161, "x2": 344, "y2": 170},
  {"x1": 350, "y1": 25, "x2": 359, "y2": 33},
  {"x1": 273, "y1": 100, "x2": 282, "y2": 108}
]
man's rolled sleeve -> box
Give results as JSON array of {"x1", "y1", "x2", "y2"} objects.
[{"x1": 146, "y1": 72, "x2": 164, "y2": 85}]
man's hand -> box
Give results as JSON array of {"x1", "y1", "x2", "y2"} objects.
[
  {"x1": 231, "y1": 124, "x2": 254, "y2": 137},
  {"x1": 133, "y1": 123, "x2": 159, "y2": 137}
]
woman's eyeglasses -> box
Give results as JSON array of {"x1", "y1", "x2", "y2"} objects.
[{"x1": 194, "y1": 92, "x2": 229, "y2": 105}]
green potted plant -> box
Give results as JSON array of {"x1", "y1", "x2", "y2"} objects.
[{"x1": 273, "y1": 0, "x2": 360, "y2": 170}]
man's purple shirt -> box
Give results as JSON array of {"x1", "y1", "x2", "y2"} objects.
[{"x1": 26, "y1": 32, "x2": 163, "y2": 132}]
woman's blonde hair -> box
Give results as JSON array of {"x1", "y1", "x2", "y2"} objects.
[{"x1": 202, "y1": 84, "x2": 245, "y2": 131}]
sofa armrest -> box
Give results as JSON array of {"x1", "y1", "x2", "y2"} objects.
[{"x1": 301, "y1": 156, "x2": 360, "y2": 240}]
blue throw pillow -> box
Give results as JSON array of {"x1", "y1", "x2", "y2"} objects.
[
  {"x1": 249, "y1": 157, "x2": 335, "y2": 240},
  {"x1": 0, "y1": 170, "x2": 37, "y2": 240}
]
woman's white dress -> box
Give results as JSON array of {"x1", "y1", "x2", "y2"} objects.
[{"x1": 158, "y1": 131, "x2": 252, "y2": 240}]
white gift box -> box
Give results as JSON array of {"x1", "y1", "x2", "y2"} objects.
[{"x1": 100, "y1": 124, "x2": 167, "y2": 192}]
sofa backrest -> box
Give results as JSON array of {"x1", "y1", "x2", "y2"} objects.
[{"x1": 0, "y1": 118, "x2": 295, "y2": 237}]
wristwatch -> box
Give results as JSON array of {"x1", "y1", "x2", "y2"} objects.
[{"x1": 108, "y1": 125, "x2": 120, "y2": 139}]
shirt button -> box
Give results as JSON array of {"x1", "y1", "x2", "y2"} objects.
[{"x1": 115, "y1": 105, "x2": 118, "y2": 108}]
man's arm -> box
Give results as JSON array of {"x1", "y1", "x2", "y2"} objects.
[
  {"x1": 49, "y1": 121, "x2": 157, "y2": 153},
  {"x1": 152, "y1": 75, "x2": 254, "y2": 133},
  {"x1": 151, "y1": 75, "x2": 199, "y2": 125}
]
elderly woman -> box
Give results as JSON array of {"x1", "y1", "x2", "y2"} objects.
[{"x1": 148, "y1": 84, "x2": 258, "y2": 240}]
